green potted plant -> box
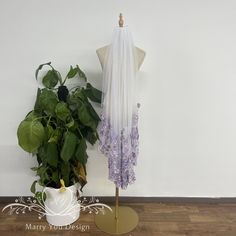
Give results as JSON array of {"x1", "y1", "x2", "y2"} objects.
[{"x1": 17, "y1": 62, "x2": 102, "y2": 226}]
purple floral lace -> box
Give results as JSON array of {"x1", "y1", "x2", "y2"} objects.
[{"x1": 98, "y1": 107, "x2": 139, "y2": 189}]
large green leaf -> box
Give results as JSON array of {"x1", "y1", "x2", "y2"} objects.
[
  {"x1": 48, "y1": 128, "x2": 61, "y2": 143},
  {"x1": 77, "y1": 65, "x2": 87, "y2": 82},
  {"x1": 36, "y1": 166, "x2": 49, "y2": 186},
  {"x1": 17, "y1": 120, "x2": 45, "y2": 153},
  {"x1": 61, "y1": 162, "x2": 70, "y2": 186},
  {"x1": 67, "y1": 66, "x2": 78, "y2": 79},
  {"x1": 46, "y1": 142, "x2": 58, "y2": 167},
  {"x1": 78, "y1": 102, "x2": 96, "y2": 131},
  {"x1": 37, "y1": 146, "x2": 47, "y2": 165},
  {"x1": 35, "y1": 62, "x2": 51, "y2": 80},
  {"x1": 25, "y1": 111, "x2": 39, "y2": 121},
  {"x1": 60, "y1": 131, "x2": 77, "y2": 162},
  {"x1": 42, "y1": 70, "x2": 59, "y2": 88},
  {"x1": 74, "y1": 89, "x2": 87, "y2": 101},
  {"x1": 51, "y1": 170, "x2": 59, "y2": 184},
  {"x1": 86, "y1": 130, "x2": 98, "y2": 145},
  {"x1": 55, "y1": 102, "x2": 70, "y2": 121},
  {"x1": 66, "y1": 118, "x2": 75, "y2": 129},
  {"x1": 30, "y1": 180, "x2": 37, "y2": 194},
  {"x1": 39, "y1": 89, "x2": 58, "y2": 115},
  {"x1": 85, "y1": 100, "x2": 100, "y2": 122},
  {"x1": 75, "y1": 138, "x2": 88, "y2": 165},
  {"x1": 66, "y1": 65, "x2": 87, "y2": 81},
  {"x1": 83, "y1": 83, "x2": 102, "y2": 103},
  {"x1": 46, "y1": 125, "x2": 54, "y2": 140}
]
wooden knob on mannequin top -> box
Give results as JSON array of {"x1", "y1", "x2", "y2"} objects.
[{"x1": 119, "y1": 13, "x2": 124, "y2": 27}]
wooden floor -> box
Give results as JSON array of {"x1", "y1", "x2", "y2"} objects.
[{"x1": 1, "y1": 202, "x2": 236, "y2": 236}]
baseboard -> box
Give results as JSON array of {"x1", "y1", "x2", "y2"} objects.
[
  {"x1": 98, "y1": 197, "x2": 236, "y2": 203},
  {"x1": 1, "y1": 196, "x2": 236, "y2": 204}
]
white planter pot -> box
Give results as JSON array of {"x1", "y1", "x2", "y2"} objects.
[{"x1": 44, "y1": 183, "x2": 80, "y2": 226}]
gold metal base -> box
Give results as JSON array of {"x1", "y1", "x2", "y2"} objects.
[{"x1": 94, "y1": 206, "x2": 139, "y2": 235}]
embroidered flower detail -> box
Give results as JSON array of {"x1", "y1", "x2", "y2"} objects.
[{"x1": 98, "y1": 107, "x2": 139, "y2": 189}]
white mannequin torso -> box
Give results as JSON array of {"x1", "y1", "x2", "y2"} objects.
[{"x1": 96, "y1": 45, "x2": 146, "y2": 70}]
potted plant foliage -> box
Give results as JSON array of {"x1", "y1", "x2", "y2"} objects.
[{"x1": 17, "y1": 62, "x2": 102, "y2": 226}]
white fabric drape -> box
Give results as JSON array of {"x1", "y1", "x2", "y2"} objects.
[
  {"x1": 101, "y1": 26, "x2": 138, "y2": 136},
  {"x1": 98, "y1": 26, "x2": 140, "y2": 189}
]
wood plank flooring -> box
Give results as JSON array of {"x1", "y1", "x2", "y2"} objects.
[{"x1": 1, "y1": 202, "x2": 236, "y2": 236}]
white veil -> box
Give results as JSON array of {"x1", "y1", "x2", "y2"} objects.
[
  {"x1": 99, "y1": 26, "x2": 139, "y2": 189},
  {"x1": 101, "y1": 26, "x2": 138, "y2": 136}
]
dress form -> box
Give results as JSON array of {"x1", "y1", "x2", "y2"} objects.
[
  {"x1": 94, "y1": 14, "x2": 146, "y2": 235},
  {"x1": 96, "y1": 45, "x2": 146, "y2": 70}
]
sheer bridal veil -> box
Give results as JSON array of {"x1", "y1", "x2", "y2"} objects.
[{"x1": 99, "y1": 26, "x2": 140, "y2": 189}]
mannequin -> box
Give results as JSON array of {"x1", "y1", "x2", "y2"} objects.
[
  {"x1": 96, "y1": 45, "x2": 146, "y2": 70},
  {"x1": 97, "y1": 13, "x2": 146, "y2": 69},
  {"x1": 94, "y1": 14, "x2": 146, "y2": 235}
]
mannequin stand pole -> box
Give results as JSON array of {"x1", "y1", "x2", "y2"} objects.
[
  {"x1": 115, "y1": 187, "x2": 119, "y2": 220},
  {"x1": 94, "y1": 186, "x2": 139, "y2": 235}
]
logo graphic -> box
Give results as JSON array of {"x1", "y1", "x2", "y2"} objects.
[{"x1": 2, "y1": 188, "x2": 112, "y2": 220}]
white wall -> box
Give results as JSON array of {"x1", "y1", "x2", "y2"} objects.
[{"x1": 0, "y1": 0, "x2": 236, "y2": 197}]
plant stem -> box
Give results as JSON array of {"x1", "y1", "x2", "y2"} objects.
[
  {"x1": 77, "y1": 127, "x2": 84, "y2": 138},
  {"x1": 61, "y1": 76, "x2": 68, "y2": 86},
  {"x1": 46, "y1": 116, "x2": 52, "y2": 127}
]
